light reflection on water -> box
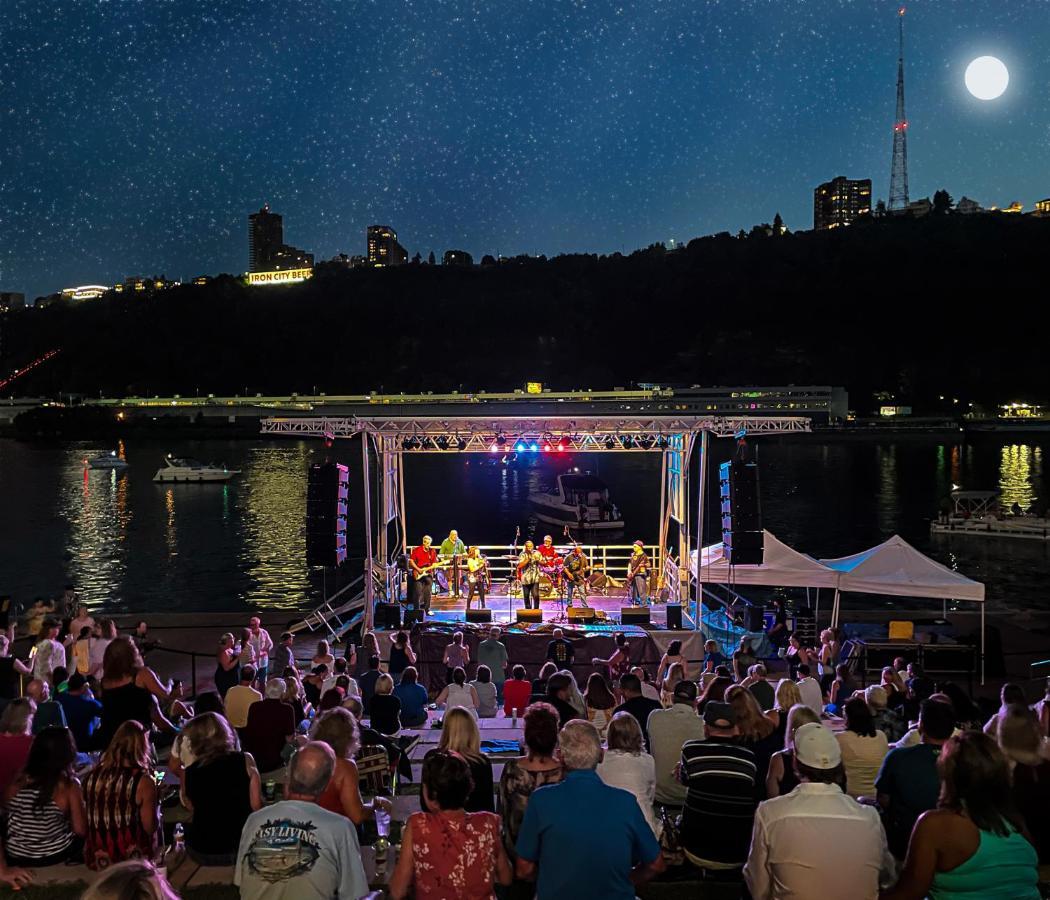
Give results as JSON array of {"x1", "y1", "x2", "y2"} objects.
[{"x1": 998, "y1": 444, "x2": 1041, "y2": 511}]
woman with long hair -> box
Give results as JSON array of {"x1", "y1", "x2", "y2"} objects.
[
  {"x1": 883, "y1": 732, "x2": 1040, "y2": 900},
  {"x1": 390, "y1": 752, "x2": 511, "y2": 900},
  {"x1": 3, "y1": 726, "x2": 86, "y2": 866},
  {"x1": 660, "y1": 662, "x2": 686, "y2": 707},
  {"x1": 697, "y1": 674, "x2": 733, "y2": 714},
  {"x1": 727, "y1": 684, "x2": 778, "y2": 799},
  {"x1": 592, "y1": 632, "x2": 631, "y2": 693},
  {"x1": 764, "y1": 679, "x2": 803, "y2": 747},
  {"x1": 99, "y1": 637, "x2": 174, "y2": 748},
  {"x1": 31, "y1": 618, "x2": 65, "y2": 683},
  {"x1": 82, "y1": 859, "x2": 179, "y2": 900},
  {"x1": 765, "y1": 704, "x2": 822, "y2": 798},
  {"x1": 471, "y1": 665, "x2": 499, "y2": 719},
  {"x1": 214, "y1": 633, "x2": 240, "y2": 699},
  {"x1": 596, "y1": 712, "x2": 658, "y2": 836},
  {"x1": 388, "y1": 630, "x2": 416, "y2": 686},
  {"x1": 352, "y1": 631, "x2": 380, "y2": 676},
  {"x1": 584, "y1": 672, "x2": 617, "y2": 738},
  {"x1": 436, "y1": 666, "x2": 479, "y2": 715},
  {"x1": 442, "y1": 632, "x2": 470, "y2": 684},
  {"x1": 0, "y1": 698, "x2": 36, "y2": 798},
  {"x1": 834, "y1": 696, "x2": 888, "y2": 798},
  {"x1": 421, "y1": 707, "x2": 494, "y2": 813},
  {"x1": 997, "y1": 704, "x2": 1050, "y2": 866},
  {"x1": 881, "y1": 666, "x2": 908, "y2": 709},
  {"x1": 180, "y1": 712, "x2": 262, "y2": 864},
  {"x1": 531, "y1": 661, "x2": 557, "y2": 700},
  {"x1": 310, "y1": 707, "x2": 391, "y2": 824},
  {"x1": 393, "y1": 666, "x2": 428, "y2": 727},
  {"x1": 656, "y1": 639, "x2": 686, "y2": 686},
  {"x1": 497, "y1": 703, "x2": 563, "y2": 857},
  {"x1": 83, "y1": 721, "x2": 160, "y2": 869},
  {"x1": 311, "y1": 639, "x2": 335, "y2": 670}
]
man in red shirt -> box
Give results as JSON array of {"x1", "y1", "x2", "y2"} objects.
[{"x1": 409, "y1": 535, "x2": 439, "y2": 614}]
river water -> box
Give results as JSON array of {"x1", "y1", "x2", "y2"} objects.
[{"x1": 1, "y1": 436, "x2": 1047, "y2": 616}]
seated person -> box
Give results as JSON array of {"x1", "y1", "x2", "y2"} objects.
[{"x1": 393, "y1": 666, "x2": 428, "y2": 728}]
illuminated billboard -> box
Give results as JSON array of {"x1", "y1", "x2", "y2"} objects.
[{"x1": 246, "y1": 267, "x2": 313, "y2": 286}]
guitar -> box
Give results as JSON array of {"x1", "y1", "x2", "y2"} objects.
[{"x1": 411, "y1": 560, "x2": 451, "y2": 578}]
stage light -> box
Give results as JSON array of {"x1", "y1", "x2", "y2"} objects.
[
  {"x1": 515, "y1": 441, "x2": 527, "y2": 452},
  {"x1": 604, "y1": 436, "x2": 616, "y2": 450},
  {"x1": 456, "y1": 437, "x2": 467, "y2": 450},
  {"x1": 655, "y1": 435, "x2": 670, "y2": 449},
  {"x1": 638, "y1": 434, "x2": 654, "y2": 450},
  {"x1": 555, "y1": 438, "x2": 567, "y2": 451},
  {"x1": 489, "y1": 443, "x2": 499, "y2": 453},
  {"x1": 495, "y1": 432, "x2": 507, "y2": 447},
  {"x1": 620, "y1": 435, "x2": 634, "y2": 449},
  {"x1": 436, "y1": 436, "x2": 449, "y2": 450},
  {"x1": 530, "y1": 442, "x2": 539, "y2": 452}
]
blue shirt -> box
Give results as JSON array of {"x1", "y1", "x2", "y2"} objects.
[
  {"x1": 31, "y1": 699, "x2": 67, "y2": 734},
  {"x1": 704, "y1": 651, "x2": 725, "y2": 670},
  {"x1": 56, "y1": 692, "x2": 102, "y2": 751},
  {"x1": 516, "y1": 769, "x2": 660, "y2": 900},
  {"x1": 393, "y1": 682, "x2": 428, "y2": 722}
]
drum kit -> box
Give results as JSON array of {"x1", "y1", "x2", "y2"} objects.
[{"x1": 500, "y1": 549, "x2": 619, "y2": 600}]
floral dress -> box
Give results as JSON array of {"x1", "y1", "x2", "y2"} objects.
[{"x1": 409, "y1": 809, "x2": 502, "y2": 899}]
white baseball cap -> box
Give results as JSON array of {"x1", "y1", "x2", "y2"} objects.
[{"x1": 793, "y1": 722, "x2": 841, "y2": 770}]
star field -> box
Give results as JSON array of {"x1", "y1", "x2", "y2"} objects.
[{"x1": 1, "y1": 0, "x2": 1048, "y2": 299}]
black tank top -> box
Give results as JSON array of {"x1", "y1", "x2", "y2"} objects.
[
  {"x1": 0, "y1": 658, "x2": 17, "y2": 700},
  {"x1": 185, "y1": 752, "x2": 253, "y2": 855},
  {"x1": 100, "y1": 681, "x2": 153, "y2": 747},
  {"x1": 389, "y1": 645, "x2": 409, "y2": 675}
]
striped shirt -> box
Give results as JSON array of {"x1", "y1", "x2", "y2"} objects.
[
  {"x1": 4, "y1": 786, "x2": 76, "y2": 860},
  {"x1": 679, "y1": 737, "x2": 758, "y2": 864}
]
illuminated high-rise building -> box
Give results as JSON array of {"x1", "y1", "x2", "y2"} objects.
[
  {"x1": 813, "y1": 177, "x2": 872, "y2": 230},
  {"x1": 367, "y1": 225, "x2": 408, "y2": 267},
  {"x1": 249, "y1": 204, "x2": 284, "y2": 272}
]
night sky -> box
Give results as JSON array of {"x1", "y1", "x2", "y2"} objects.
[{"x1": 2, "y1": 1, "x2": 1047, "y2": 300}]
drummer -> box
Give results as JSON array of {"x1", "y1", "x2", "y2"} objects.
[{"x1": 537, "y1": 534, "x2": 564, "y2": 588}]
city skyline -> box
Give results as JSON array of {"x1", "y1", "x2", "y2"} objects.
[{"x1": 3, "y1": 1, "x2": 1047, "y2": 300}]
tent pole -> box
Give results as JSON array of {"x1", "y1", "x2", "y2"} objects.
[
  {"x1": 814, "y1": 588, "x2": 820, "y2": 625},
  {"x1": 831, "y1": 589, "x2": 840, "y2": 628},
  {"x1": 980, "y1": 601, "x2": 986, "y2": 686}
]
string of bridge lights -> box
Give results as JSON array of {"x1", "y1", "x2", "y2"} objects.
[{"x1": 396, "y1": 431, "x2": 675, "y2": 452}]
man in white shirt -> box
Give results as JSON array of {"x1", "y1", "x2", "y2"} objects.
[
  {"x1": 744, "y1": 723, "x2": 895, "y2": 900},
  {"x1": 87, "y1": 618, "x2": 117, "y2": 679},
  {"x1": 248, "y1": 616, "x2": 275, "y2": 687},
  {"x1": 236, "y1": 742, "x2": 369, "y2": 900},
  {"x1": 225, "y1": 665, "x2": 262, "y2": 729},
  {"x1": 647, "y1": 680, "x2": 705, "y2": 807},
  {"x1": 795, "y1": 664, "x2": 824, "y2": 715}
]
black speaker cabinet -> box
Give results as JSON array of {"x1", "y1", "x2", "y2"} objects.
[
  {"x1": 466, "y1": 608, "x2": 493, "y2": 623},
  {"x1": 665, "y1": 604, "x2": 683, "y2": 629},
  {"x1": 375, "y1": 603, "x2": 401, "y2": 630},
  {"x1": 746, "y1": 605, "x2": 766, "y2": 632},
  {"x1": 621, "y1": 607, "x2": 651, "y2": 626},
  {"x1": 403, "y1": 608, "x2": 424, "y2": 628},
  {"x1": 517, "y1": 609, "x2": 543, "y2": 624}
]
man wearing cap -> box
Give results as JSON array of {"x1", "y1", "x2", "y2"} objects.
[
  {"x1": 678, "y1": 701, "x2": 758, "y2": 868},
  {"x1": 744, "y1": 722, "x2": 895, "y2": 899},
  {"x1": 626, "y1": 541, "x2": 649, "y2": 605},
  {"x1": 647, "y1": 680, "x2": 705, "y2": 808}
]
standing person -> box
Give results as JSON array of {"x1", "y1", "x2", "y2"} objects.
[
  {"x1": 835, "y1": 696, "x2": 889, "y2": 798},
  {"x1": 998, "y1": 704, "x2": 1050, "y2": 866},
  {"x1": 562, "y1": 544, "x2": 590, "y2": 607},
  {"x1": 515, "y1": 720, "x2": 664, "y2": 898},
  {"x1": 765, "y1": 596, "x2": 789, "y2": 654},
  {"x1": 656, "y1": 639, "x2": 686, "y2": 686},
  {"x1": 310, "y1": 708, "x2": 392, "y2": 825},
  {"x1": 83, "y1": 721, "x2": 160, "y2": 870},
  {"x1": 31, "y1": 619, "x2": 66, "y2": 683},
  {"x1": 503, "y1": 665, "x2": 533, "y2": 719},
  {"x1": 477, "y1": 627, "x2": 509, "y2": 702},
  {"x1": 272, "y1": 631, "x2": 295, "y2": 677},
  {"x1": 592, "y1": 632, "x2": 631, "y2": 689},
  {"x1": 443, "y1": 631, "x2": 470, "y2": 684},
  {"x1": 390, "y1": 751, "x2": 512, "y2": 900},
  {"x1": 436, "y1": 667, "x2": 480, "y2": 716},
  {"x1": 471, "y1": 665, "x2": 499, "y2": 719},
  {"x1": 597, "y1": 712, "x2": 659, "y2": 836},
  {"x1": 881, "y1": 732, "x2": 1040, "y2": 900},
  {"x1": 0, "y1": 698, "x2": 36, "y2": 797},
  {"x1": 626, "y1": 540, "x2": 650, "y2": 605},
  {"x1": 214, "y1": 633, "x2": 240, "y2": 699},
  {"x1": 0, "y1": 634, "x2": 32, "y2": 707},
  {"x1": 72, "y1": 627, "x2": 94, "y2": 677},
  {"x1": 3, "y1": 726, "x2": 86, "y2": 867},
  {"x1": 246, "y1": 617, "x2": 273, "y2": 686},
  {"x1": 182, "y1": 713, "x2": 263, "y2": 865},
  {"x1": 98, "y1": 638, "x2": 173, "y2": 748},
  {"x1": 517, "y1": 541, "x2": 543, "y2": 610},
  {"x1": 464, "y1": 545, "x2": 490, "y2": 610},
  {"x1": 235, "y1": 742, "x2": 369, "y2": 900},
  {"x1": 613, "y1": 673, "x2": 662, "y2": 750},
  {"x1": 583, "y1": 672, "x2": 617, "y2": 738},
  {"x1": 409, "y1": 535, "x2": 440, "y2": 613},
  {"x1": 88, "y1": 619, "x2": 117, "y2": 680},
  {"x1": 765, "y1": 704, "x2": 822, "y2": 799},
  {"x1": 420, "y1": 707, "x2": 494, "y2": 813},
  {"x1": 497, "y1": 703, "x2": 563, "y2": 858},
  {"x1": 702, "y1": 639, "x2": 725, "y2": 673},
  {"x1": 393, "y1": 666, "x2": 429, "y2": 727},
  {"x1": 732, "y1": 636, "x2": 757, "y2": 682},
  {"x1": 439, "y1": 529, "x2": 468, "y2": 595},
  {"x1": 744, "y1": 722, "x2": 895, "y2": 900},
  {"x1": 648, "y1": 680, "x2": 705, "y2": 808},
  {"x1": 545, "y1": 628, "x2": 575, "y2": 670},
  {"x1": 876, "y1": 698, "x2": 956, "y2": 858},
  {"x1": 311, "y1": 640, "x2": 335, "y2": 670},
  {"x1": 388, "y1": 630, "x2": 416, "y2": 686},
  {"x1": 68, "y1": 605, "x2": 95, "y2": 646},
  {"x1": 678, "y1": 701, "x2": 758, "y2": 868}
]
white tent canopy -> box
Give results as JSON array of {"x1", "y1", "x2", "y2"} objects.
[{"x1": 691, "y1": 530, "x2": 839, "y2": 589}]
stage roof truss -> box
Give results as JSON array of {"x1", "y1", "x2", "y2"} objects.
[{"x1": 261, "y1": 414, "x2": 810, "y2": 450}]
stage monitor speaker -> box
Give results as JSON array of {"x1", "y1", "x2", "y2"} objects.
[
  {"x1": 746, "y1": 605, "x2": 766, "y2": 632},
  {"x1": 621, "y1": 607, "x2": 651, "y2": 626},
  {"x1": 567, "y1": 607, "x2": 596, "y2": 624},
  {"x1": 466, "y1": 609, "x2": 493, "y2": 624},
  {"x1": 517, "y1": 609, "x2": 543, "y2": 624},
  {"x1": 403, "y1": 609, "x2": 424, "y2": 628},
  {"x1": 665, "y1": 604, "x2": 683, "y2": 630},
  {"x1": 375, "y1": 603, "x2": 401, "y2": 630}
]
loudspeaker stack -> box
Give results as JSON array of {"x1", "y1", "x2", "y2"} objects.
[
  {"x1": 719, "y1": 459, "x2": 763, "y2": 566},
  {"x1": 306, "y1": 462, "x2": 349, "y2": 568}
]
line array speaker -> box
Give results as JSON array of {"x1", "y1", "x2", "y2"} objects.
[
  {"x1": 306, "y1": 462, "x2": 349, "y2": 568},
  {"x1": 719, "y1": 459, "x2": 763, "y2": 565}
]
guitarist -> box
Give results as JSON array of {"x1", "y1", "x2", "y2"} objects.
[
  {"x1": 563, "y1": 544, "x2": 590, "y2": 607},
  {"x1": 464, "y1": 546, "x2": 490, "y2": 610},
  {"x1": 409, "y1": 535, "x2": 440, "y2": 614},
  {"x1": 626, "y1": 540, "x2": 650, "y2": 606}
]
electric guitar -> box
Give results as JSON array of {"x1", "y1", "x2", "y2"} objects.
[{"x1": 411, "y1": 560, "x2": 451, "y2": 578}]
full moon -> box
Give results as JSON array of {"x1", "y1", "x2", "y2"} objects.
[{"x1": 965, "y1": 56, "x2": 1009, "y2": 100}]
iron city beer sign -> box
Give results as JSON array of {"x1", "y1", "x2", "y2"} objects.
[{"x1": 246, "y1": 267, "x2": 313, "y2": 286}]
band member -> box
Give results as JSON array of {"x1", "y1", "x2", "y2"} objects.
[
  {"x1": 465, "y1": 546, "x2": 489, "y2": 610},
  {"x1": 562, "y1": 544, "x2": 590, "y2": 607},
  {"x1": 517, "y1": 540, "x2": 543, "y2": 610},
  {"x1": 626, "y1": 540, "x2": 650, "y2": 606},
  {"x1": 439, "y1": 529, "x2": 467, "y2": 597},
  {"x1": 537, "y1": 535, "x2": 559, "y2": 564},
  {"x1": 409, "y1": 535, "x2": 439, "y2": 613}
]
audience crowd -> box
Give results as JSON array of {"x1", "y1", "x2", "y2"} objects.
[{"x1": 0, "y1": 600, "x2": 1047, "y2": 900}]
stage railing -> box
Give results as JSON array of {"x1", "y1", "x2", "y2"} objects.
[{"x1": 406, "y1": 543, "x2": 657, "y2": 596}]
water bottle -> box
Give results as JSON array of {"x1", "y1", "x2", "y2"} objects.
[{"x1": 173, "y1": 823, "x2": 185, "y2": 852}]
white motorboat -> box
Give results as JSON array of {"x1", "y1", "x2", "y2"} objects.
[
  {"x1": 153, "y1": 454, "x2": 240, "y2": 483},
  {"x1": 529, "y1": 472, "x2": 624, "y2": 530},
  {"x1": 86, "y1": 451, "x2": 128, "y2": 470}
]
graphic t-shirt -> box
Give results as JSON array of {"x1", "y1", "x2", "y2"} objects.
[{"x1": 235, "y1": 800, "x2": 369, "y2": 900}]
